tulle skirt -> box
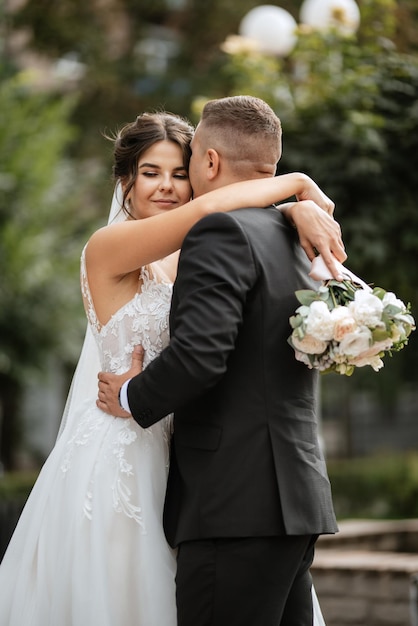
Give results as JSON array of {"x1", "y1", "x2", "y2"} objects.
[
  {"x1": 0, "y1": 402, "x2": 177, "y2": 626},
  {"x1": 313, "y1": 584, "x2": 326, "y2": 626}
]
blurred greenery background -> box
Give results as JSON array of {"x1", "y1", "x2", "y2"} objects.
[{"x1": 1, "y1": 0, "x2": 418, "y2": 521}]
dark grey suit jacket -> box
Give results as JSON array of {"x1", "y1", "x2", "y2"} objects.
[{"x1": 127, "y1": 207, "x2": 338, "y2": 548}]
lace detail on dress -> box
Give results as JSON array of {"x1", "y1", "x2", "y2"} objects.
[
  {"x1": 61, "y1": 247, "x2": 173, "y2": 527},
  {"x1": 80, "y1": 244, "x2": 101, "y2": 334}
]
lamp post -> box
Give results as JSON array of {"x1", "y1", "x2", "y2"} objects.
[
  {"x1": 300, "y1": 0, "x2": 361, "y2": 36},
  {"x1": 238, "y1": 0, "x2": 360, "y2": 57},
  {"x1": 239, "y1": 5, "x2": 298, "y2": 57}
]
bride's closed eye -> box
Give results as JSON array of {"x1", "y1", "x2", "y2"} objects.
[{"x1": 141, "y1": 171, "x2": 188, "y2": 180}]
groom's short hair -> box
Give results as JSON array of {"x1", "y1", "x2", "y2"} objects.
[{"x1": 199, "y1": 95, "x2": 282, "y2": 175}]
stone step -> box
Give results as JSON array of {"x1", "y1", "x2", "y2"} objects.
[{"x1": 311, "y1": 520, "x2": 418, "y2": 626}]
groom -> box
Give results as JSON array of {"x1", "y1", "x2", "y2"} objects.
[{"x1": 98, "y1": 95, "x2": 339, "y2": 625}]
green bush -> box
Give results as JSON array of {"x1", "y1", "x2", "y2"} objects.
[{"x1": 328, "y1": 453, "x2": 418, "y2": 519}]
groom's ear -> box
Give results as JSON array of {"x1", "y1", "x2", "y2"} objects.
[{"x1": 206, "y1": 148, "x2": 220, "y2": 180}]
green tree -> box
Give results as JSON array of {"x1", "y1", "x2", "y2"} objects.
[
  {"x1": 7, "y1": 0, "x2": 418, "y2": 158},
  {"x1": 199, "y1": 0, "x2": 418, "y2": 388},
  {"x1": 8, "y1": 0, "x2": 196, "y2": 156},
  {"x1": 282, "y1": 17, "x2": 418, "y2": 391},
  {"x1": 0, "y1": 72, "x2": 99, "y2": 469}
]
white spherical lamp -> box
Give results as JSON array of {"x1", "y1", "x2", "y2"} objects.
[
  {"x1": 300, "y1": 0, "x2": 360, "y2": 35},
  {"x1": 239, "y1": 5, "x2": 298, "y2": 57}
]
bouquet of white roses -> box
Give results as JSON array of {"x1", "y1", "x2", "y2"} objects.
[{"x1": 288, "y1": 256, "x2": 416, "y2": 376}]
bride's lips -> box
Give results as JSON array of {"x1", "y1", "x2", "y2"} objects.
[{"x1": 152, "y1": 199, "x2": 179, "y2": 209}]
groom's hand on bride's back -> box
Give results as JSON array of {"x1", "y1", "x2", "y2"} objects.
[{"x1": 96, "y1": 345, "x2": 144, "y2": 417}]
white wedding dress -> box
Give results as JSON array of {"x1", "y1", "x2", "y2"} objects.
[
  {"x1": 0, "y1": 245, "x2": 326, "y2": 626},
  {"x1": 0, "y1": 252, "x2": 177, "y2": 626}
]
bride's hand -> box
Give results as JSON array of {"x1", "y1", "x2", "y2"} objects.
[
  {"x1": 296, "y1": 179, "x2": 335, "y2": 217},
  {"x1": 294, "y1": 175, "x2": 335, "y2": 216},
  {"x1": 97, "y1": 345, "x2": 144, "y2": 417},
  {"x1": 279, "y1": 200, "x2": 346, "y2": 280}
]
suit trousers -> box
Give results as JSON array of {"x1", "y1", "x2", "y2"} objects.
[{"x1": 175, "y1": 534, "x2": 317, "y2": 626}]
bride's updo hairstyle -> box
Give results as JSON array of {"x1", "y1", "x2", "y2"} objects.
[{"x1": 108, "y1": 112, "x2": 194, "y2": 219}]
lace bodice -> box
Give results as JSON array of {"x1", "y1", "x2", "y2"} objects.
[
  {"x1": 57, "y1": 248, "x2": 174, "y2": 527},
  {"x1": 80, "y1": 246, "x2": 173, "y2": 373}
]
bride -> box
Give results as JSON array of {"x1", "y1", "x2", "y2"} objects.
[{"x1": 0, "y1": 109, "x2": 342, "y2": 625}]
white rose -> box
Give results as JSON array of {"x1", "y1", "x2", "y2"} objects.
[
  {"x1": 371, "y1": 337, "x2": 393, "y2": 354},
  {"x1": 394, "y1": 312, "x2": 415, "y2": 327},
  {"x1": 382, "y1": 291, "x2": 406, "y2": 310},
  {"x1": 292, "y1": 332, "x2": 328, "y2": 355},
  {"x1": 331, "y1": 306, "x2": 357, "y2": 341},
  {"x1": 305, "y1": 301, "x2": 334, "y2": 341},
  {"x1": 334, "y1": 318, "x2": 357, "y2": 342},
  {"x1": 338, "y1": 327, "x2": 372, "y2": 357},
  {"x1": 355, "y1": 337, "x2": 393, "y2": 360},
  {"x1": 349, "y1": 354, "x2": 384, "y2": 371},
  {"x1": 348, "y1": 290, "x2": 384, "y2": 327},
  {"x1": 330, "y1": 306, "x2": 352, "y2": 322}
]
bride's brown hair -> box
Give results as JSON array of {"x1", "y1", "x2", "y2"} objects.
[{"x1": 107, "y1": 112, "x2": 194, "y2": 219}]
